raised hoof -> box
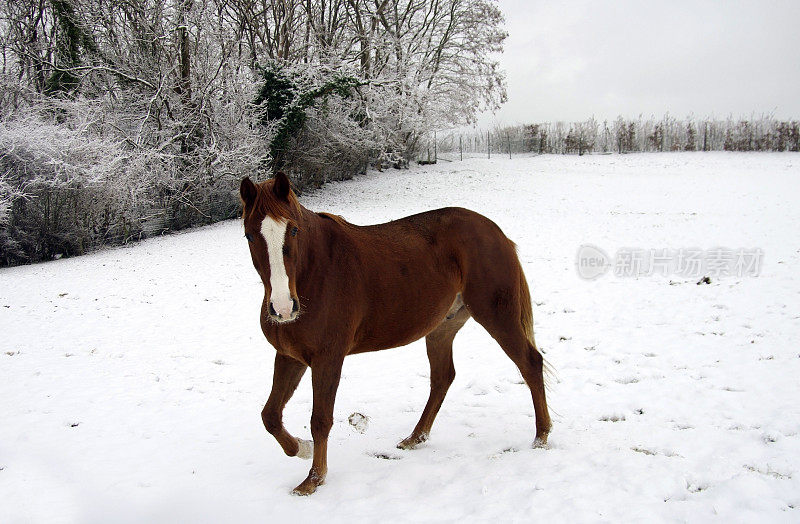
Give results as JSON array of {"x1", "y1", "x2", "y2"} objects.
[
  {"x1": 295, "y1": 439, "x2": 313, "y2": 460},
  {"x1": 397, "y1": 433, "x2": 428, "y2": 450},
  {"x1": 291, "y1": 472, "x2": 324, "y2": 496}
]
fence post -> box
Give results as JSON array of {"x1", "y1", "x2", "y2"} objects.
[
  {"x1": 459, "y1": 135, "x2": 463, "y2": 161},
  {"x1": 434, "y1": 131, "x2": 437, "y2": 163},
  {"x1": 507, "y1": 131, "x2": 511, "y2": 159},
  {"x1": 488, "y1": 130, "x2": 491, "y2": 159},
  {"x1": 427, "y1": 138, "x2": 431, "y2": 163}
]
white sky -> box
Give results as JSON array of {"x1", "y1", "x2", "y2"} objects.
[{"x1": 478, "y1": 0, "x2": 800, "y2": 126}]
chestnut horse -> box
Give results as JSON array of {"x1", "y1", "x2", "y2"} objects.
[{"x1": 240, "y1": 173, "x2": 550, "y2": 495}]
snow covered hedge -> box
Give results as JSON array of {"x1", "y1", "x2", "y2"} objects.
[{"x1": 0, "y1": 108, "x2": 265, "y2": 266}]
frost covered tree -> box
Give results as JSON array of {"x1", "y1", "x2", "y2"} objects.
[{"x1": 0, "y1": 0, "x2": 508, "y2": 264}]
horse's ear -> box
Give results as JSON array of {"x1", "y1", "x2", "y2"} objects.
[
  {"x1": 272, "y1": 171, "x2": 292, "y2": 201},
  {"x1": 240, "y1": 177, "x2": 257, "y2": 210}
]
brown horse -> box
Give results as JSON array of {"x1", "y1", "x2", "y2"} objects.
[{"x1": 240, "y1": 172, "x2": 550, "y2": 495}]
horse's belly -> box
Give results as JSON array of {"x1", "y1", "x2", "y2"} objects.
[{"x1": 350, "y1": 289, "x2": 456, "y2": 353}]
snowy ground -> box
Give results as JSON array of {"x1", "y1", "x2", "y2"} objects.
[{"x1": 2, "y1": 152, "x2": 799, "y2": 522}]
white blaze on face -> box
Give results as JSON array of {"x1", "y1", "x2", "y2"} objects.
[{"x1": 260, "y1": 216, "x2": 293, "y2": 318}]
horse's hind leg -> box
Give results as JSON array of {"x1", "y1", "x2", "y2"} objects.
[
  {"x1": 261, "y1": 353, "x2": 311, "y2": 459},
  {"x1": 464, "y1": 292, "x2": 551, "y2": 446},
  {"x1": 398, "y1": 297, "x2": 470, "y2": 450},
  {"x1": 504, "y1": 336, "x2": 551, "y2": 446}
]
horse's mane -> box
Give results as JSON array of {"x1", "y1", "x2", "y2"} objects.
[{"x1": 317, "y1": 212, "x2": 349, "y2": 225}]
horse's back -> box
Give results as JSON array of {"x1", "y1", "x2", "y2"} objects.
[
  {"x1": 359, "y1": 206, "x2": 520, "y2": 284},
  {"x1": 340, "y1": 207, "x2": 522, "y2": 353}
]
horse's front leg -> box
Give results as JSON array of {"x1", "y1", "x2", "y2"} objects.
[
  {"x1": 261, "y1": 353, "x2": 310, "y2": 458},
  {"x1": 292, "y1": 355, "x2": 344, "y2": 496}
]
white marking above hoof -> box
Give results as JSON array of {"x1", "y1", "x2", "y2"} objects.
[{"x1": 296, "y1": 439, "x2": 313, "y2": 459}]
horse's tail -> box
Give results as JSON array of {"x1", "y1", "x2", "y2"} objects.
[
  {"x1": 519, "y1": 265, "x2": 535, "y2": 344},
  {"x1": 517, "y1": 260, "x2": 553, "y2": 386}
]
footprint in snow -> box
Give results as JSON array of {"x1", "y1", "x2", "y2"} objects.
[
  {"x1": 369, "y1": 451, "x2": 402, "y2": 460},
  {"x1": 489, "y1": 447, "x2": 519, "y2": 459},
  {"x1": 743, "y1": 464, "x2": 792, "y2": 479},
  {"x1": 686, "y1": 480, "x2": 709, "y2": 493},
  {"x1": 631, "y1": 446, "x2": 681, "y2": 458},
  {"x1": 348, "y1": 412, "x2": 369, "y2": 433}
]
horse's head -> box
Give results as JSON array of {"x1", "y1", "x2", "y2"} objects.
[{"x1": 240, "y1": 172, "x2": 302, "y2": 323}]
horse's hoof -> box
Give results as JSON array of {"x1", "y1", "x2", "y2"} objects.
[
  {"x1": 296, "y1": 439, "x2": 313, "y2": 459},
  {"x1": 397, "y1": 433, "x2": 427, "y2": 450},
  {"x1": 291, "y1": 483, "x2": 316, "y2": 496},
  {"x1": 291, "y1": 473, "x2": 323, "y2": 495},
  {"x1": 533, "y1": 434, "x2": 549, "y2": 448}
]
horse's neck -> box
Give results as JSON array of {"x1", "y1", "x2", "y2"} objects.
[{"x1": 296, "y1": 208, "x2": 348, "y2": 278}]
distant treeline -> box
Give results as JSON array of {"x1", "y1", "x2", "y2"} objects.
[{"x1": 438, "y1": 116, "x2": 800, "y2": 156}]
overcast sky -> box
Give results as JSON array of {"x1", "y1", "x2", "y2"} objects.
[{"x1": 478, "y1": 0, "x2": 800, "y2": 126}]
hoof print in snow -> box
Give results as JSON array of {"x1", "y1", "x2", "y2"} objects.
[
  {"x1": 696, "y1": 276, "x2": 712, "y2": 285},
  {"x1": 559, "y1": 336, "x2": 571, "y2": 342},
  {"x1": 686, "y1": 481, "x2": 708, "y2": 493},
  {"x1": 599, "y1": 414, "x2": 626, "y2": 422},
  {"x1": 370, "y1": 452, "x2": 402, "y2": 460},
  {"x1": 721, "y1": 386, "x2": 744, "y2": 392},
  {"x1": 761, "y1": 433, "x2": 780, "y2": 444},
  {"x1": 489, "y1": 447, "x2": 519, "y2": 459},
  {"x1": 348, "y1": 412, "x2": 369, "y2": 433},
  {"x1": 744, "y1": 464, "x2": 791, "y2": 479}
]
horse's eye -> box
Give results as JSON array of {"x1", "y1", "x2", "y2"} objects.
[
  {"x1": 244, "y1": 233, "x2": 254, "y2": 243},
  {"x1": 290, "y1": 227, "x2": 298, "y2": 237}
]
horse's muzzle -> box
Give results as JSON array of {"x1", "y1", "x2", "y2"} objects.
[{"x1": 269, "y1": 297, "x2": 299, "y2": 323}]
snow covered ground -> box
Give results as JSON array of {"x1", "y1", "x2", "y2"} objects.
[{"x1": 2, "y1": 152, "x2": 799, "y2": 522}]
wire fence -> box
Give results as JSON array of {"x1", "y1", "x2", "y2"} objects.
[{"x1": 415, "y1": 115, "x2": 800, "y2": 163}]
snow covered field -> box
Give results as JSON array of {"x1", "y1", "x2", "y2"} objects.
[{"x1": 2, "y1": 152, "x2": 799, "y2": 522}]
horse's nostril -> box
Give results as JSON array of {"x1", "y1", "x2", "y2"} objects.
[
  {"x1": 291, "y1": 298, "x2": 299, "y2": 313},
  {"x1": 269, "y1": 302, "x2": 278, "y2": 318}
]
